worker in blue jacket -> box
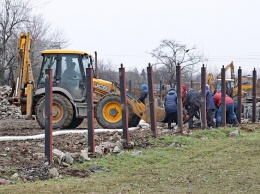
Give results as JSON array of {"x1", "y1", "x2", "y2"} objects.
[
  {"x1": 206, "y1": 84, "x2": 216, "y2": 128},
  {"x1": 138, "y1": 84, "x2": 148, "y2": 104},
  {"x1": 163, "y1": 88, "x2": 178, "y2": 129}
]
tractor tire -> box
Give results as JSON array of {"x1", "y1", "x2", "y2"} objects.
[
  {"x1": 95, "y1": 95, "x2": 135, "y2": 129},
  {"x1": 35, "y1": 94, "x2": 74, "y2": 129},
  {"x1": 129, "y1": 114, "x2": 141, "y2": 127},
  {"x1": 66, "y1": 118, "x2": 84, "y2": 129}
]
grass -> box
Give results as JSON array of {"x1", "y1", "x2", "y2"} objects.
[{"x1": 1, "y1": 127, "x2": 260, "y2": 194}]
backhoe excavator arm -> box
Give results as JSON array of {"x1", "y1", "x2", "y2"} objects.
[
  {"x1": 207, "y1": 73, "x2": 215, "y2": 94},
  {"x1": 9, "y1": 33, "x2": 34, "y2": 118},
  {"x1": 217, "y1": 61, "x2": 235, "y2": 79}
]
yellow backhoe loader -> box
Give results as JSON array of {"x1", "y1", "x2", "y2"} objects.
[
  {"x1": 8, "y1": 33, "x2": 165, "y2": 129},
  {"x1": 208, "y1": 61, "x2": 250, "y2": 98}
]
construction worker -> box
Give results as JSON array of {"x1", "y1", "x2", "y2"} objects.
[
  {"x1": 163, "y1": 88, "x2": 178, "y2": 130},
  {"x1": 183, "y1": 88, "x2": 201, "y2": 130},
  {"x1": 138, "y1": 84, "x2": 148, "y2": 104},
  {"x1": 213, "y1": 89, "x2": 239, "y2": 127},
  {"x1": 206, "y1": 84, "x2": 216, "y2": 128}
]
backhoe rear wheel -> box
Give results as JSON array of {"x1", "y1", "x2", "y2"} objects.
[
  {"x1": 35, "y1": 94, "x2": 74, "y2": 129},
  {"x1": 95, "y1": 95, "x2": 135, "y2": 129}
]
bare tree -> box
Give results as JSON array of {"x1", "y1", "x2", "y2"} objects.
[
  {"x1": 97, "y1": 59, "x2": 118, "y2": 82},
  {"x1": 150, "y1": 39, "x2": 205, "y2": 87},
  {"x1": 24, "y1": 14, "x2": 69, "y2": 81},
  {"x1": 126, "y1": 67, "x2": 143, "y2": 89},
  {"x1": 0, "y1": 0, "x2": 31, "y2": 84},
  {"x1": 0, "y1": 0, "x2": 69, "y2": 85}
]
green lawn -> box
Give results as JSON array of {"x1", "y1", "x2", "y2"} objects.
[{"x1": 1, "y1": 126, "x2": 260, "y2": 194}]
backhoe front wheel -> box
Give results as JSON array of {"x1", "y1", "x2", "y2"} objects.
[
  {"x1": 95, "y1": 95, "x2": 135, "y2": 129},
  {"x1": 35, "y1": 94, "x2": 74, "y2": 129}
]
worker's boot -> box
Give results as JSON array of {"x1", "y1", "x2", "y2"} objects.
[
  {"x1": 216, "y1": 121, "x2": 221, "y2": 128},
  {"x1": 234, "y1": 119, "x2": 240, "y2": 127}
]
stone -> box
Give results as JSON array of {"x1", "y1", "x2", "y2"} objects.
[
  {"x1": 49, "y1": 167, "x2": 59, "y2": 178},
  {"x1": 52, "y1": 149, "x2": 66, "y2": 164},
  {"x1": 64, "y1": 152, "x2": 74, "y2": 165}
]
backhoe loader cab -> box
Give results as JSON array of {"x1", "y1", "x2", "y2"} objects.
[
  {"x1": 216, "y1": 78, "x2": 235, "y2": 97},
  {"x1": 37, "y1": 50, "x2": 93, "y2": 99}
]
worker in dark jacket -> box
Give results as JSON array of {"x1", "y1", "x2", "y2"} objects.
[
  {"x1": 213, "y1": 90, "x2": 239, "y2": 127},
  {"x1": 206, "y1": 84, "x2": 216, "y2": 128},
  {"x1": 163, "y1": 88, "x2": 178, "y2": 129},
  {"x1": 184, "y1": 88, "x2": 201, "y2": 130},
  {"x1": 138, "y1": 84, "x2": 148, "y2": 104}
]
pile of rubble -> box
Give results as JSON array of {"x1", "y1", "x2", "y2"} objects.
[{"x1": 0, "y1": 86, "x2": 23, "y2": 119}]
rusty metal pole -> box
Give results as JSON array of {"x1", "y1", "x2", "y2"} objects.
[
  {"x1": 160, "y1": 79, "x2": 162, "y2": 103},
  {"x1": 201, "y1": 64, "x2": 206, "y2": 129},
  {"x1": 86, "y1": 64, "x2": 95, "y2": 154},
  {"x1": 176, "y1": 63, "x2": 183, "y2": 134},
  {"x1": 45, "y1": 68, "x2": 53, "y2": 165},
  {"x1": 147, "y1": 63, "x2": 157, "y2": 138},
  {"x1": 221, "y1": 65, "x2": 226, "y2": 127},
  {"x1": 119, "y1": 64, "x2": 130, "y2": 147},
  {"x1": 237, "y1": 67, "x2": 242, "y2": 123},
  {"x1": 128, "y1": 80, "x2": 132, "y2": 93},
  {"x1": 252, "y1": 68, "x2": 257, "y2": 123},
  {"x1": 95, "y1": 51, "x2": 98, "y2": 78}
]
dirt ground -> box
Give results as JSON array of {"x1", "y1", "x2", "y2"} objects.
[
  {"x1": 0, "y1": 118, "x2": 258, "y2": 183},
  {"x1": 0, "y1": 118, "x2": 172, "y2": 182}
]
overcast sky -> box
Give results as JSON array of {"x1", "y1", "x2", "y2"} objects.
[{"x1": 40, "y1": 0, "x2": 260, "y2": 75}]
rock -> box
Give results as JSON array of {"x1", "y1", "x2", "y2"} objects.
[
  {"x1": 61, "y1": 162, "x2": 70, "y2": 167},
  {"x1": 88, "y1": 166, "x2": 109, "y2": 172},
  {"x1": 65, "y1": 152, "x2": 74, "y2": 164},
  {"x1": 229, "y1": 129, "x2": 240, "y2": 137},
  {"x1": 100, "y1": 142, "x2": 116, "y2": 149},
  {"x1": 95, "y1": 146, "x2": 104, "y2": 158},
  {"x1": 112, "y1": 145, "x2": 121, "y2": 153},
  {"x1": 131, "y1": 151, "x2": 143, "y2": 156},
  {"x1": 33, "y1": 153, "x2": 45, "y2": 160},
  {"x1": 0, "y1": 85, "x2": 23, "y2": 119},
  {"x1": 169, "y1": 142, "x2": 181, "y2": 147},
  {"x1": 49, "y1": 167, "x2": 59, "y2": 178},
  {"x1": 80, "y1": 150, "x2": 90, "y2": 161},
  {"x1": 11, "y1": 173, "x2": 19, "y2": 179},
  {"x1": 117, "y1": 151, "x2": 125, "y2": 157},
  {"x1": 52, "y1": 149, "x2": 66, "y2": 164}
]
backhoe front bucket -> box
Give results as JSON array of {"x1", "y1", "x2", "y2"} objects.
[{"x1": 142, "y1": 98, "x2": 165, "y2": 124}]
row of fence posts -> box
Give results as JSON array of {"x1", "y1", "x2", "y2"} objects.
[{"x1": 44, "y1": 64, "x2": 258, "y2": 164}]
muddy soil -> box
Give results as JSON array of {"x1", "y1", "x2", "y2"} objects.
[
  {"x1": 0, "y1": 118, "x2": 172, "y2": 182},
  {"x1": 0, "y1": 118, "x2": 258, "y2": 183}
]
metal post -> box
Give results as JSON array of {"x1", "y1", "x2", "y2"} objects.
[
  {"x1": 252, "y1": 68, "x2": 257, "y2": 122},
  {"x1": 237, "y1": 67, "x2": 242, "y2": 123},
  {"x1": 147, "y1": 63, "x2": 157, "y2": 138},
  {"x1": 45, "y1": 68, "x2": 53, "y2": 165},
  {"x1": 94, "y1": 51, "x2": 98, "y2": 78},
  {"x1": 128, "y1": 80, "x2": 132, "y2": 93},
  {"x1": 201, "y1": 64, "x2": 206, "y2": 129},
  {"x1": 221, "y1": 65, "x2": 226, "y2": 127},
  {"x1": 86, "y1": 65, "x2": 95, "y2": 154},
  {"x1": 159, "y1": 79, "x2": 162, "y2": 103},
  {"x1": 176, "y1": 63, "x2": 183, "y2": 134},
  {"x1": 119, "y1": 64, "x2": 130, "y2": 147}
]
